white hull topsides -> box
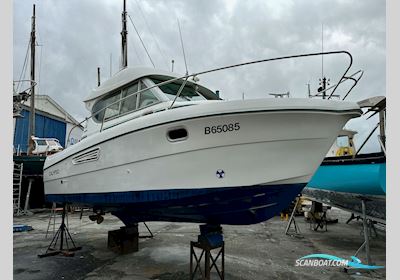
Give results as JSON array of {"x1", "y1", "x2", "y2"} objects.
[{"x1": 44, "y1": 98, "x2": 361, "y2": 196}]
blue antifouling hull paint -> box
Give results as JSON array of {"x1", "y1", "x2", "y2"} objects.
[{"x1": 46, "y1": 183, "x2": 306, "y2": 225}]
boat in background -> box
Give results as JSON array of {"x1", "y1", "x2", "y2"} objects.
[
  {"x1": 31, "y1": 136, "x2": 64, "y2": 155},
  {"x1": 303, "y1": 96, "x2": 386, "y2": 222},
  {"x1": 325, "y1": 129, "x2": 357, "y2": 157}
]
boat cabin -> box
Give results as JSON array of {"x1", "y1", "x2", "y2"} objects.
[
  {"x1": 82, "y1": 67, "x2": 220, "y2": 137},
  {"x1": 326, "y1": 129, "x2": 357, "y2": 157}
]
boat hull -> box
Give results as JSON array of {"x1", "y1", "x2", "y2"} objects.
[
  {"x1": 13, "y1": 155, "x2": 46, "y2": 176},
  {"x1": 302, "y1": 188, "x2": 385, "y2": 222},
  {"x1": 304, "y1": 153, "x2": 386, "y2": 222},
  {"x1": 47, "y1": 183, "x2": 306, "y2": 225},
  {"x1": 307, "y1": 153, "x2": 386, "y2": 195},
  {"x1": 43, "y1": 99, "x2": 361, "y2": 225}
]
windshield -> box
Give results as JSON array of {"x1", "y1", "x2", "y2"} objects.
[
  {"x1": 337, "y1": 136, "x2": 350, "y2": 147},
  {"x1": 151, "y1": 78, "x2": 207, "y2": 101}
]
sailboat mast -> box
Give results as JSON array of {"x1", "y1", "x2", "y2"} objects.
[
  {"x1": 121, "y1": 0, "x2": 128, "y2": 69},
  {"x1": 28, "y1": 4, "x2": 36, "y2": 155}
]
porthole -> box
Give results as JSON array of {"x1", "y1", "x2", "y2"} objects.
[{"x1": 167, "y1": 127, "x2": 188, "y2": 142}]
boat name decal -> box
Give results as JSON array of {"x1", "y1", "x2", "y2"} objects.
[
  {"x1": 205, "y1": 122, "x2": 240, "y2": 134},
  {"x1": 48, "y1": 169, "x2": 60, "y2": 176}
]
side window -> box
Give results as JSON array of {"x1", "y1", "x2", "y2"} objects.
[
  {"x1": 103, "y1": 92, "x2": 121, "y2": 120},
  {"x1": 37, "y1": 140, "x2": 47, "y2": 146},
  {"x1": 337, "y1": 136, "x2": 350, "y2": 148},
  {"x1": 120, "y1": 82, "x2": 138, "y2": 114},
  {"x1": 92, "y1": 79, "x2": 161, "y2": 122},
  {"x1": 138, "y1": 81, "x2": 158, "y2": 108},
  {"x1": 93, "y1": 99, "x2": 105, "y2": 121},
  {"x1": 92, "y1": 91, "x2": 121, "y2": 122}
]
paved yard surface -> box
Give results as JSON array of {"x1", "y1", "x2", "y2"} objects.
[{"x1": 13, "y1": 208, "x2": 386, "y2": 279}]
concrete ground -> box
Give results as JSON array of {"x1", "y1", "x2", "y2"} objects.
[{"x1": 13, "y1": 208, "x2": 385, "y2": 280}]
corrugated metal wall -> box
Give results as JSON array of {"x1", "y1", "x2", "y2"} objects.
[{"x1": 14, "y1": 109, "x2": 67, "y2": 152}]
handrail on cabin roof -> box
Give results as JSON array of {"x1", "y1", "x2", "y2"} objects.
[{"x1": 67, "y1": 50, "x2": 355, "y2": 144}]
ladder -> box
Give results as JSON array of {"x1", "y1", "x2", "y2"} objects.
[{"x1": 13, "y1": 162, "x2": 23, "y2": 216}]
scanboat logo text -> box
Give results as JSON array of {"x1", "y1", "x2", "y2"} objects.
[{"x1": 295, "y1": 254, "x2": 384, "y2": 270}]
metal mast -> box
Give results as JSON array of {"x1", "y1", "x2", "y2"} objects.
[
  {"x1": 27, "y1": 4, "x2": 36, "y2": 155},
  {"x1": 121, "y1": 0, "x2": 128, "y2": 69}
]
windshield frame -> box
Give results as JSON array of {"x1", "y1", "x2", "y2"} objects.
[{"x1": 148, "y1": 76, "x2": 220, "y2": 102}]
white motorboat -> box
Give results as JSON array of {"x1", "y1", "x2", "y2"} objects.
[{"x1": 43, "y1": 65, "x2": 361, "y2": 225}]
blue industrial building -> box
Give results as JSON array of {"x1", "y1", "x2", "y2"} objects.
[{"x1": 13, "y1": 95, "x2": 83, "y2": 153}]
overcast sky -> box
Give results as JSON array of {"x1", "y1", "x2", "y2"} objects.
[{"x1": 13, "y1": 0, "x2": 385, "y2": 152}]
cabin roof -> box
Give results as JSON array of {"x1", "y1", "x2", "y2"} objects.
[
  {"x1": 338, "y1": 129, "x2": 358, "y2": 137},
  {"x1": 83, "y1": 67, "x2": 189, "y2": 103}
]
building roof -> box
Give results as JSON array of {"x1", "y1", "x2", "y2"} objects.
[{"x1": 23, "y1": 94, "x2": 83, "y2": 128}]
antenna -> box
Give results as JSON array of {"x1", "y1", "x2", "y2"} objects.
[
  {"x1": 321, "y1": 23, "x2": 324, "y2": 79},
  {"x1": 97, "y1": 67, "x2": 101, "y2": 86},
  {"x1": 177, "y1": 19, "x2": 188, "y2": 75},
  {"x1": 318, "y1": 24, "x2": 331, "y2": 99},
  {"x1": 306, "y1": 82, "x2": 311, "y2": 98},
  {"x1": 109, "y1": 53, "x2": 112, "y2": 77},
  {"x1": 171, "y1": 59, "x2": 175, "y2": 72}
]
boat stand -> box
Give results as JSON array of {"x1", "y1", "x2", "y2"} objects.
[
  {"x1": 190, "y1": 224, "x2": 224, "y2": 280},
  {"x1": 346, "y1": 213, "x2": 361, "y2": 224},
  {"x1": 285, "y1": 196, "x2": 302, "y2": 236},
  {"x1": 38, "y1": 203, "x2": 82, "y2": 258},
  {"x1": 108, "y1": 224, "x2": 140, "y2": 254},
  {"x1": 365, "y1": 220, "x2": 378, "y2": 238},
  {"x1": 353, "y1": 200, "x2": 372, "y2": 265},
  {"x1": 139, "y1": 222, "x2": 154, "y2": 239},
  {"x1": 307, "y1": 201, "x2": 328, "y2": 231},
  {"x1": 107, "y1": 222, "x2": 153, "y2": 254}
]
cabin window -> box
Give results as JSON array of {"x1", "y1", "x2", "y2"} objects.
[
  {"x1": 47, "y1": 140, "x2": 59, "y2": 146},
  {"x1": 138, "y1": 81, "x2": 159, "y2": 108},
  {"x1": 151, "y1": 78, "x2": 207, "y2": 101},
  {"x1": 337, "y1": 136, "x2": 350, "y2": 148},
  {"x1": 103, "y1": 92, "x2": 121, "y2": 120},
  {"x1": 120, "y1": 82, "x2": 139, "y2": 114},
  {"x1": 92, "y1": 90, "x2": 121, "y2": 122},
  {"x1": 92, "y1": 79, "x2": 162, "y2": 123},
  {"x1": 36, "y1": 139, "x2": 47, "y2": 145},
  {"x1": 93, "y1": 99, "x2": 105, "y2": 121}
]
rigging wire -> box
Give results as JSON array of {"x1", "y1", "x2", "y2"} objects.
[
  {"x1": 16, "y1": 38, "x2": 31, "y2": 93},
  {"x1": 134, "y1": 0, "x2": 169, "y2": 70},
  {"x1": 177, "y1": 19, "x2": 188, "y2": 75},
  {"x1": 130, "y1": 34, "x2": 145, "y2": 65},
  {"x1": 36, "y1": 29, "x2": 43, "y2": 96},
  {"x1": 127, "y1": 14, "x2": 156, "y2": 68},
  {"x1": 37, "y1": 43, "x2": 43, "y2": 95}
]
